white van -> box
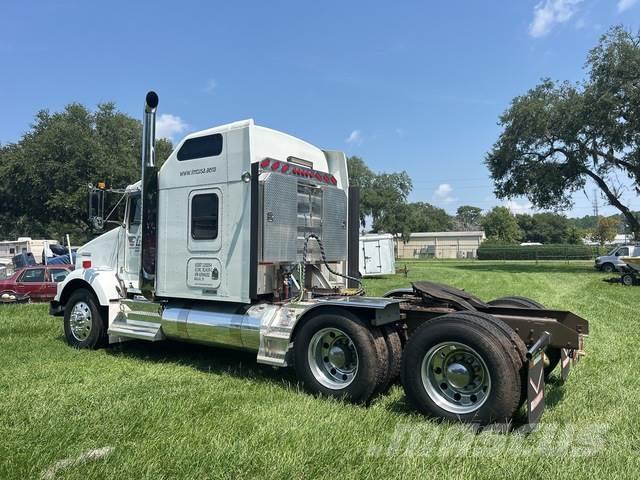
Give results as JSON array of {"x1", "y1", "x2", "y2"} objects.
[
  {"x1": 595, "y1": 245, "x2": 640, "y2": 273},
  {"x1": 359, "y1": 234, "x2": 396, "y2": 276}
]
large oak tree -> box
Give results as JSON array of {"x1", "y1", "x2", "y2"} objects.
[
  {"x1": 486, "y1": 26, "x2": 640, "y2": 239},
  {"x1": 0, "y1": 103, "x2": 173, "y2": 243}
]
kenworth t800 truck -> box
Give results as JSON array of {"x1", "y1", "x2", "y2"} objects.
[{"x1": 50, "y1": 92, "x2": 588, "y2": 427}]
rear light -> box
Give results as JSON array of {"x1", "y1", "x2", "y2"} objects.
[{"x1": 82, "y1": 260, "x2": 92, "y2": 269}]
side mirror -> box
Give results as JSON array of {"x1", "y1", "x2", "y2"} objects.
[{"x1": 88, "y1": 189, "x2": 105, "y2": 232}]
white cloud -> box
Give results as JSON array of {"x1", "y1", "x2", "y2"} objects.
[
  {"x1": 529, "y1": 0, "x2": 583, "y2": 38},
  {"x1": 156, "y1": 113, "x2": 188, "y2": 142},
  {"x1": 345, "y1": 129, "x2": 362, "y2": 144},
  {"x1": 204, "y1": 78, "x2": 217, "y2": 93},
  {"x1": 618, "y1": 0, "x2": 638, "y2": 12},
  {"x1": 433, "y1": 183, "x2": 456, "y2": 204},
  {"x1": 503, "y1": 199, "x2": 533, "y2": 215}
]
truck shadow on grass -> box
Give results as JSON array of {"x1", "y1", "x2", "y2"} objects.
[
  {"x1": 101, "y1": 337, "x2": 566, "y2": 431},
  {"x1": 105, "y1": 339, "x2": 299, "y2": 386}
]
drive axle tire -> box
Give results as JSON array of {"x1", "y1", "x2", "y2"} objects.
[
  {"x1": 487, "y1": 296, "x2": 544, "y2": 310},
  {"x1": 63, "y1": 289, "x2": 107, "y2": 349},
  {"x1": 372, "y1": 326, "x2": 390, "y2": 397},
  {"x1": 401, "y1": 312, "x2": 522, "y2": 425},
  {"x1": 488, "y1": 295, "x2": 560, "y2": 378},
  {"x1": 375, "y1": 325, "x2": 403, "y2": 394},
  {"x1": 294, "y1": 310, "x2": 383, "y2": 404}
]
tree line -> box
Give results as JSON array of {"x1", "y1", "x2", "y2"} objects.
[{"x1": 479, "y1": 206, "x2": 628, "y2": 245}]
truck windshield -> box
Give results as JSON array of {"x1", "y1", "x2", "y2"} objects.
[{"x1": 606, "y1": 248, "x2": 618, "y2": 256}]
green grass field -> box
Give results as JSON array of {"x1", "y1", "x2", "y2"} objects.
[{"x1": 1, "y1": 261, "x2": 639, "y2": 479}]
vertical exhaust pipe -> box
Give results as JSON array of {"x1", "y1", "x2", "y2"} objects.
[{"x1": 140, "y1": 91, "x2": 159, "y2": 299}]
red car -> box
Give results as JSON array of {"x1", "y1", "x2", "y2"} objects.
[{"x1": 0, "y1": 265, "x2": 73, "y2": 301}]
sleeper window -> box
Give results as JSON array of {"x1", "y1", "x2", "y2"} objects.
[
  {"x1": 191, "y1": 194, "x2": 219, "y2": 240},
  {"x1": 178, "y1": 134, "x2": 223, "y2": 161}
]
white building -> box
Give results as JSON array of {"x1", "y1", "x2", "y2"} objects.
[
  {"x1": 395, "y1": 231, "x2": 486, "y2": 259},
  {"x1": 583, "y1": 233, "x2": 635, "y2": 246}
]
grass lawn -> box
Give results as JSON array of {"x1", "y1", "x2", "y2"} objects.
[{"x1": 1, "y1": 261, "x2": 639, "y2": 479}]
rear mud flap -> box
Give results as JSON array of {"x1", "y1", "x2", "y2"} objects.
[
  {"x1": 561, "y1": 348, "x2": 572, "y2": 381},
  {"x1": 526, "y1": 351, "x2": 545, "y2": 429}
]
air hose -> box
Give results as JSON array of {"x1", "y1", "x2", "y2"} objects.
[{"x1": 295, "y1": 234, "x2": 364, "y2": 302}]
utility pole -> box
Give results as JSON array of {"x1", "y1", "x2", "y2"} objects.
[{"x1": 592, "y1": 189, "x2": 600, "y2": 218}]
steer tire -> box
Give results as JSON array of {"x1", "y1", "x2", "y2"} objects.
[
  {"x1": 487, "y1": 295, "x2": 559, "y2": 378},
  {"x1": 294, "y1": 310, "x2": 383, "y2": 404},
  {"x1": 63, "y1": 289, "x2": 107, "y2": 349},
  {"x1": 401, "y1": 312, "x2": 522, "y2": 425}
]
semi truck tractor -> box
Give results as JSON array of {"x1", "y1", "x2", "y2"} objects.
[{"x1": 50, "y1": 92, "x2": 588, "y2": 427}]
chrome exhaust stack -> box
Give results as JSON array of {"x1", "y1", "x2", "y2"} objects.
[{"x1": 140, "y1": 91, "x2": 159, "y2": 299}]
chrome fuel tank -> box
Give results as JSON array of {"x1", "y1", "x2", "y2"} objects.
[{"x1": 161, "y1": 303, "x2": 260, "y2": 352}]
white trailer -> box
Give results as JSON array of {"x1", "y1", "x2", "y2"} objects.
[
  {"x1": 359, "y1": 233, "x2": 395, "y2": 276},
  {"x1": 49, "y1": 92, "x2": 588, "y2": 427}
]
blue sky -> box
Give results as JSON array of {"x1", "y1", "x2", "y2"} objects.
[{"x1": 1, "y1": 0, "x2": 639, "y2": 218}]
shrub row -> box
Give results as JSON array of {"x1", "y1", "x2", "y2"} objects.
[{"x1": 477, "y1": 243, "x2": 606, "y2": 261}]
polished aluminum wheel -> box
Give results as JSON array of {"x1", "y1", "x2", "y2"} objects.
[
  {"x1": 308, "y1": 328, "x2": 359, "y2": 389},
  {"x1": 69, "y1": 301, "x2": 93, "y2": 341},
  {"x1": 421, "y1": 341, "x2": 491, "y2": 414}
]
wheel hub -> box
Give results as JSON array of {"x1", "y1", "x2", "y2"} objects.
[
  {"x1": 446, "y1": 362, "x2": 472, "y2": 389},
  {"x1": 308, "y1": 328, "x2": 359, "y2": 389},
  {"x1": 69, "y1": 301, "x2": 92, "y2": 341},
  {"x1": 328, "y1": 345, "x2": 348, "y2": 369},
  {"x1": 421, "y1": 342, "x2": 491, "y2": 414}
]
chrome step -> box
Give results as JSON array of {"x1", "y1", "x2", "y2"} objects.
[
  {"x1": 108, "y1": 319, "x2": 164, "y2": 341},
  {"x1": 108, "y1": 298, "x2": 165, "y2": 342},
  {"x1": 256, "y1": 332, "x2": 290, "y2": 366}
]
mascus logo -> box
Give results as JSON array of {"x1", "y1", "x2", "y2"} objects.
[{"x1": 259, "y1": 158, "x2": 337, "y2": 186}]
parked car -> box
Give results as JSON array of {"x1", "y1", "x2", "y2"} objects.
[
  {"x1": 0, "y1": 265, "x2": 73, "y2": 301},
  {"x1": 595, "y1": 245, "x2": 640, "y2": 273}
]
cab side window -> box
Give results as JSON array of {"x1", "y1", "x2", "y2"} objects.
[
  {"x1": 617, "y1": 247, "x2": 629, "y2": 256},
  {"x1": 20, "y1": 268, "x2": 45, "y2": 282},
  {"x1": 191, "y1": 193, "x2": 219, "y2": 240}
]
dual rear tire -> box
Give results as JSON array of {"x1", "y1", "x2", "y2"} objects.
[
  {"x1": 487, "y1": 296, "x2": 560, "y2": 378},
  {"x1": 294, "y1": 309, "x2": 525, "y2": 424},
  {"x1": 401, "y1": 312, "x2": 524, "y2": 424},
  {"x1": 294, "y1": 310, "x2": 384, "y2": 403},
  {"x1": 293, "y1": 309, "x2": 403, "y2": 404}
]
